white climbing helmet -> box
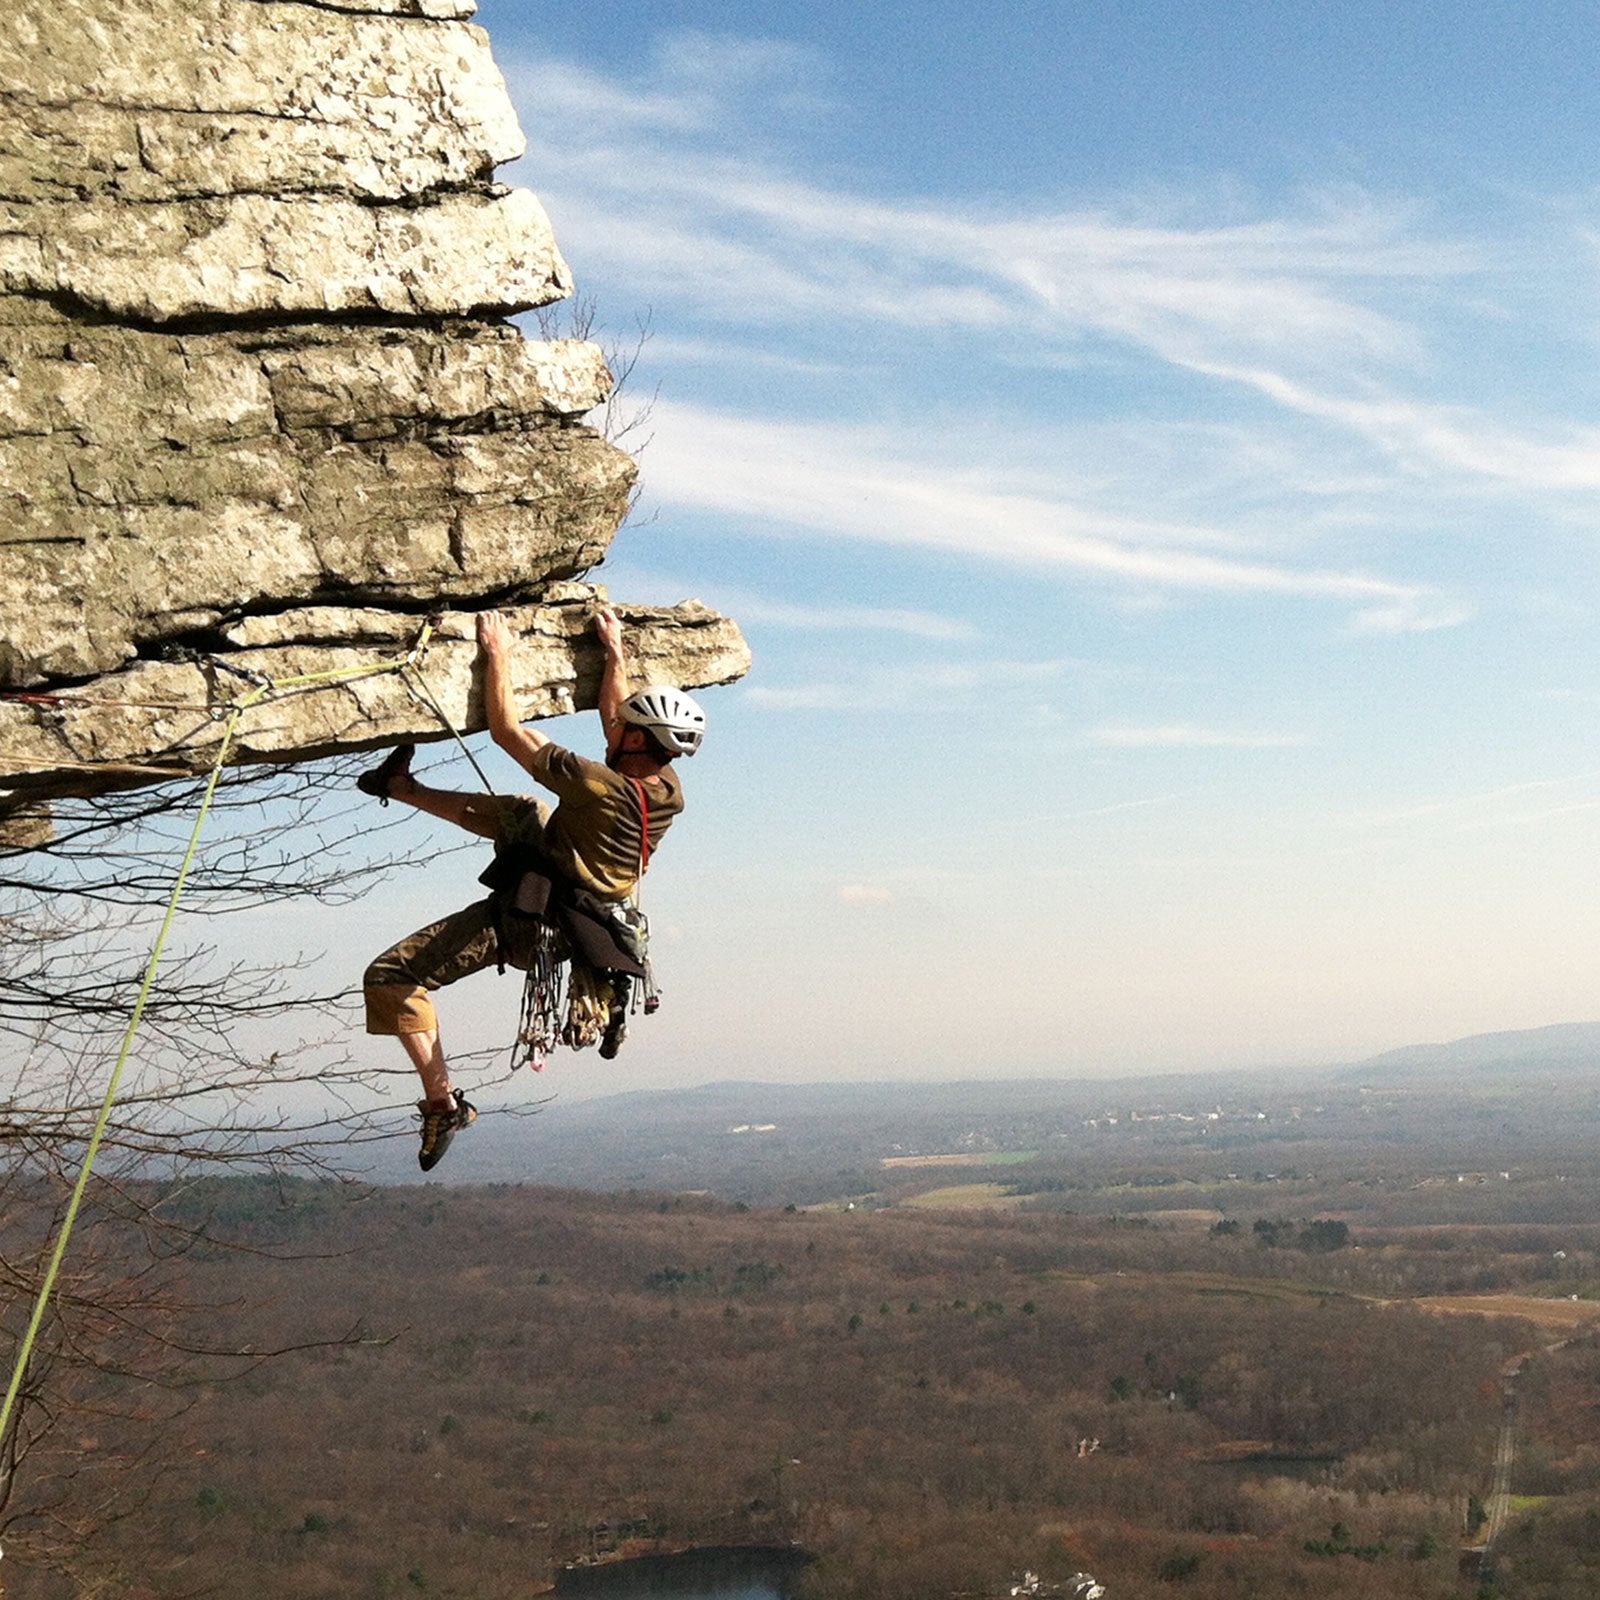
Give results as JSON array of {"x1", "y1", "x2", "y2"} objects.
[{"x1": 620, "y1": 686, "x2": 706, "y2": 757}]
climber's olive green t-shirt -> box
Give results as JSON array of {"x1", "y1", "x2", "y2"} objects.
[{"x1": 525, "y1": 743, "x2": 683, "y2": 901}]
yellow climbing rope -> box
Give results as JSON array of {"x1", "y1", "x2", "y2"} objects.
[
  {"x1": 0, "y1": 623, "x2": 452, "y2": 1491},
  {"x1": 0, "y1": 700, "x2": 245, "y2": 1462}
]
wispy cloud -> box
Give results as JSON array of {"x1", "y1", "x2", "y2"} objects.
[
  {"x1": 1349, "y1": 773, "x2": 1600, "y2": 830},
  {"x1": 495, "y1": 38, "x2": 1600, "y2": 663},
  {"x1": 601, "y1": 568, "x2": 978, "y2": 640},
  {"x1": 743, "y1": 656, "x2": 1091, "y2": 713},
  {"x1": 642, "y1": 400, "x2": 1461, "y2": 620},
  {"x1": 506, "y1": 41, "x2": 1600, "y2": 523},
  {"x1": 731, "y1": 598, "x2": 976, "y2": 640},
  {"x1": 1200, "y1": 361, "x2": 1600, "y2": 489},
  {"x1": 640, "y1": 334, "x2": 848, "y2": 375},
  {"x1": 1087, "y1": 725, "x2": 1313, "y2": 748},
  {"x1": 1345, "y1": 599, "x2": 1478, "y2": 635},
  {"x1": 511, "y1": 50, "x2": 1481, "y2": 381},
  {"x1": 532, "y1": 156, "x2": 1453, "y2": 370},
  {"x1": 508, "y1": 36, "x2": 821, "y2": 134},
  {"x1": 837, "y1": 883, "x2": 894, "y2": 905}
]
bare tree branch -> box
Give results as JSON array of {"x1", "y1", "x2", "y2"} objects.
[{"x1": 0, "y1": 748, "x2": 498, "y2": 1586}]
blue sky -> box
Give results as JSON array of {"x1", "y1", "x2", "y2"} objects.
[{"x1": 334, "y1": 1, "x2": 1600, "y2": 1095}]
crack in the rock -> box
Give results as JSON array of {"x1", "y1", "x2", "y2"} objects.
[
  {"x1": 141, "y1": 586, "x2": 593, "y2": 655},
  {"x1": 8, "y1": 177, "x2": 510, "y2": 209},
  {"x1": 2, "y1": 96, "x2": 333, "y2": 121},
  {"x1": 236, "y1": 0, "x2": 473, "y2": 23},
  {"x1": 445, "y1": 504, "x2": 468, "y2": 576},
  {"x1": 11, "y1": 287, "x2": 524, "y2": 339}
]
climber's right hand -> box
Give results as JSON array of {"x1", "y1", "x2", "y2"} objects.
[{"x1": 476, "y1": 610, "x2": 514, "y2": 658}]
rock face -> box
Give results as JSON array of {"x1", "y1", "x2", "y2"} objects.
[
  {"x1": 1, "y1": 590, "x2": 744, "y2": 805},
  {"x1": 0, "y1": 0, "x2": 749, "y2": 824}
]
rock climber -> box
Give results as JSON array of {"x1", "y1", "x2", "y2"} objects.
[{"x1": 357, "y1": 606, "x2": 705, "y2": 1170}]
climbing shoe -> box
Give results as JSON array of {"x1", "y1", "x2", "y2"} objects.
[
  {"x1": 416, "y1": 1092, "x2": 476, "y2": 1172},
  {"x1": 356, "y1": 743, "x2": 416, "y2": 806},
  {"x1": 599, "y1": 976, "x2": 631, "y2": 1060}
]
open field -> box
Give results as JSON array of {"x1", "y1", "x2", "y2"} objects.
[
  {"x1": 900, "y1": 1182, "x2": 1027, "y2": 1208},
  {"x1": 881, "y1": 1151, "x2": 1039, "y2": 1169},
  {"x1": 1412, "y1": 1292, "x2": 1600, "y2": 1331}
]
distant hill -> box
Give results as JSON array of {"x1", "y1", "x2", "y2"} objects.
[
  {"x1": 342, "y1": 1023, "x2": 1600, "y2": 1191},
  {"x1": 1343, "y1": 1021, "x2": 1600, "y2": 1083},
  {"x1": 355, "y1": 1070, "x2": 1277, "y2": 1190}
]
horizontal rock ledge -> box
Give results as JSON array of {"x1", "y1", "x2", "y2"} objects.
[
  {"x1": 0, "y1": 587, "x2": 751, "y2": 820},
  {"x1": 3, "y1": 0, "x2": 518, "y2": 206},
  {"x1": 1, "y1": 312, "x2": 631, "y2": 688},
  {"x1": 0, "y1": 189, "x2": 570, "y2": 324}
]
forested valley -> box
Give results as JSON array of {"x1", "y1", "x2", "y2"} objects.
[{"x1": 13, "y1": 1175, "x2": 1600, "y2": 1600}]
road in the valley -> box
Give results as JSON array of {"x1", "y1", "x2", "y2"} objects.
[{"x1": 1474, "y1": 1341, "x2": 1578, "y2": 1581}]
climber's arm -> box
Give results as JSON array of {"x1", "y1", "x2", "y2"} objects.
[
  {"x1": 594, "y1": 606, "x2": 630, "y2": 759},
  {"x1": 477, "y1": 610, "x2": 551, "y2": 771}
]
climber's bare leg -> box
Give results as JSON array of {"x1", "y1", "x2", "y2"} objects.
[
  {"x1": 384, "y1": 773, "x2": 492, "y2": 836},
  {"x1": 398, "y1": 1027, "x2": 455, "y2": 1107},
  {"x1": 398, "y1": 1023, "x2": 476, "y2": 1170}
]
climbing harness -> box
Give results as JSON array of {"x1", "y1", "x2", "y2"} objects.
[{"x1": 510, "y1": 773, "x2": 660, "y2": 1069}]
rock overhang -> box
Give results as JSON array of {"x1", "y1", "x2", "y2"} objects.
[{"x1": 0, "y1": 0, "x2": 750, "y2": 830}]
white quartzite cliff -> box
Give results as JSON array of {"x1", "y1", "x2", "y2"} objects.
[{"x1": 0, "y1": 0, "x2": 749, "y2": 821}]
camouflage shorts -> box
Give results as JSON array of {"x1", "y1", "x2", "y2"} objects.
[{"x1": 362, "y1": 794, "x2": 550, "y2": 1036}]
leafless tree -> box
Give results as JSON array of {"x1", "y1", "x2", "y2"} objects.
[
  {"x1": 535, "y1": 293, "x2": 661, "y2": 518},
  {"x1": 0, "y1": 753, "x2": 494, "y2": 1589}
]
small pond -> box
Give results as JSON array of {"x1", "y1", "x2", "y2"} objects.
[
  {"x1": 556, "y1": 1546, "x2": 811, "y2": 1600},
  {"x1": 1205, "y1": 1451, "x2": 1344, "y2": 1484}
]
